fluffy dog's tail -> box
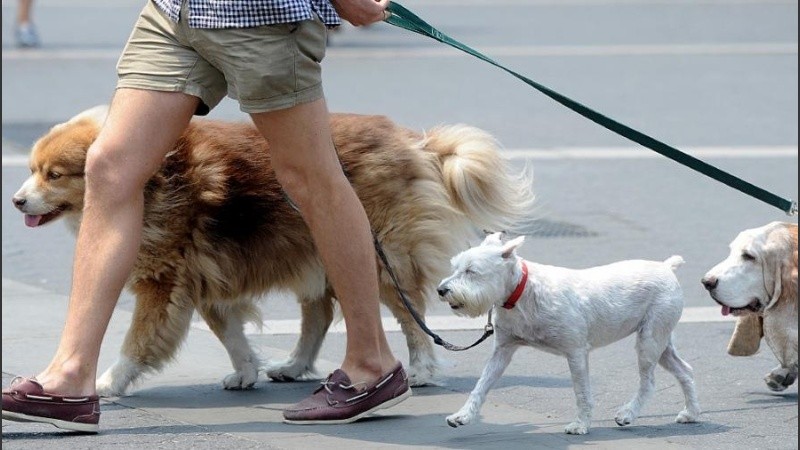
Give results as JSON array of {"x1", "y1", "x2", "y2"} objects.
[
  {"x1": 664, "y1": 255, "x2": 685, "y2": 271},
  {"x1": 422, "y1": 125, "x2": 537, "y2": 234}
]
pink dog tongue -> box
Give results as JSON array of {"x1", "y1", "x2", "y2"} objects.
[
  {"x1": 24, "y1": 214, "x2": 42, "y2": 227},
  {"x1": 721, "y1": 305, "x2": 731, "y2": 316}
]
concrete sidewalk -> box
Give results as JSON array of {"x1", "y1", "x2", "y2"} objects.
[{"x1": 2, "y1": 278, "x2": 797, "y2": 449}]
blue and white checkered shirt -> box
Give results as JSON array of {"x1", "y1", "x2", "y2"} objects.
[{"x1": 153, "y1": 0, "x2": 341, "y2": 29}]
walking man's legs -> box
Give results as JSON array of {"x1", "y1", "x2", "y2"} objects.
[{"x1": 250, "y1": 98, "x2": 398, "y2": 385}]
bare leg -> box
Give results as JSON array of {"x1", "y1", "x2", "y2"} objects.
[
  {"x1": 33, "y1": 89, "x2": 199, "y2": 396},
  {"x1": 250, "y1": 98, "x2": 396, "y2": 385},
  {"x1": 17, "y1": 0, "x2": 33, "y2": 25},
  {"x1": 15, "y1": 0, "x2": 39, "y2": 47}
]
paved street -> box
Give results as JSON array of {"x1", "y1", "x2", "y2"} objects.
[{"x1": 2, "y1": 0, "x2": 797, "y2": 449}]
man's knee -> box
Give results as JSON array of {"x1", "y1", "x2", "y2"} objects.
[{"x1": 84, "y1": 142, "x2": 153, "y2": 202}]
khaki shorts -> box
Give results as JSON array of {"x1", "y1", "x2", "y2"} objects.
[{"x1": 117, "y1": 0, "x2": 327, "y2": 115}]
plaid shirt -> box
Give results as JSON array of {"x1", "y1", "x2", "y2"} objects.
[{"x1": 153, "y1": 0, "x2": 341, "y2": 29}]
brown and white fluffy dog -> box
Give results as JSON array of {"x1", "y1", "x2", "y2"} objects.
[
  {"x1": 12, "y1": 105, "x2": 536, "y2": 396},
  {"x1": 702, "y1": 221, "x2": 798, "y2": 391}
]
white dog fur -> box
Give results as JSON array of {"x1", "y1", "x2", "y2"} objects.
[
  {"x1": 438, "y1": 233, "x2": 700, "y2": 434},
  {"x1": 702, "y1": 221, "x2": 798, "y2": 391}
]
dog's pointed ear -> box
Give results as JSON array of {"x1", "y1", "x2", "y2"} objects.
[
  {"x1": 501, "y1": 235, "x2": 525, "y2": 258},
  {"x1": 482, "y1": 231, "x2": 505, "y2": 246}
]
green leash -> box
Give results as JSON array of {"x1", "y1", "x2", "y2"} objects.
[{"x1": 383, "y1": 2, "x2": 797, "y2": 217}]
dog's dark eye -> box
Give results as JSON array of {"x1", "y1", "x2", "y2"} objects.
[
  {"x1": 741, "y1": 252, "x2": 756, "y2": 261},
  {"x1": 47, "y1": 171, "x2": 62, "y2": 180}
]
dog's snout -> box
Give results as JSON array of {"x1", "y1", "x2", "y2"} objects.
[
  {"x1": 12, "y1": 196, "x2": 26, "y2": 209},
  {"x1": 437, "y1": 286, "x2": 450, "y2": 297},
  {"x1": 701, "y1": 276, "x2": 718, "y2": 291}
]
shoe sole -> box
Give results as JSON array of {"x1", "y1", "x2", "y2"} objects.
[
  {"x1": 283, "y1": 387, "x2": 412, "y2": 425},
  {"x1": 2, "y1": 409, "x2": 99, "y2": 433}
]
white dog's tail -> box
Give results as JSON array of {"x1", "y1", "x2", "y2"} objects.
[
  {"x1": 664, "y1": 255, "x2": 685, "y2": 271},
  {"x1": 422, "y1": 124, "x2": 537, "y2": 234}
]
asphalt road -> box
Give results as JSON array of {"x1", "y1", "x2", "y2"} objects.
[{"x1": 2, "y1": 0, "x2": 798, "y2": 448}]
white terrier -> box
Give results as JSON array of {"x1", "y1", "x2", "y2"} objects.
[{"x1": 438, "y1": 233, "x2": 701, "y2": 434}]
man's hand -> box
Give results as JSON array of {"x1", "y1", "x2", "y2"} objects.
[{"x1": 332, "y1": 0, "x2": 390, "y2": 27}]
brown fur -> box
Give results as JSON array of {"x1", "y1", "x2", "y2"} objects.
[{"x1": 13, "y1": 106, "x2": 536, "y2": 394}]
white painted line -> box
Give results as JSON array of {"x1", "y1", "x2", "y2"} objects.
[
  {"x1": 4, "y1": 146, "x2": 795, "y2": 168},
  {"x1": 679, "y1": 306, "x2": 737, "y2": 323},
  {"x1": 191, "y1": 305, "x2": 735, "y2": 336},
  {"x1": 2, "y1": 155, "x2": 29, "y2": 167},
  {"x1": 502, "y1": 146, "x2": 799, "y2": 160},
  {"x1": 327, "y1": 43, "x2": 797, "y2": 60},
  {"x1": 3, "y1": 43, "x2": 795, "y2": 61}
]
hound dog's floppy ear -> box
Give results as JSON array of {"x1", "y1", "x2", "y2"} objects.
[
  {"x1": 727, "y1": 315, "x2": 763, "y2": 356},
  {"x1": 763, "y1": 223, "x2": 798, "y2": 312}
]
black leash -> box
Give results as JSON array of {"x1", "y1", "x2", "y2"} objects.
[
  {"x1": 372, "y1": 231, "x2": 494, "y2": 351},
  {"x1": 383, "y1": 2, "x2": 798, "y2": 218}
]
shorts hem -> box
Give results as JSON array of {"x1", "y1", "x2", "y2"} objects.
[
  {"x1": 116, "y1": 78, "x2": 225, "y2": 115},
  {"x1": 239, "y1": 83, "x2": 324, "y2": 114}
]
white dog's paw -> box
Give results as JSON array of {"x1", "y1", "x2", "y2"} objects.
[
  {"x1": 222, "y1": 362, "x2": 259, "y2": 390},
  {"x1": 564, "y1": 421, "x2": 589, "y2": 435},
  {"x1": 446, "y1": 411, "x2": 475, "y2": 428},
  {"x1": 675, "y1": 408, "x2": 700, "y2": 424},
  {"x1": 265, "y1": 358, "x2": 313, "y2": 382},
  {"x1": 614, "y1": 408, "x2": 636, "y2": 427}
]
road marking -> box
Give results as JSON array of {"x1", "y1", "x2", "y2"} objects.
[
  {"x1": 2, "y1": 155, "x2": 29, "y2": 167},
  {"x1": 3, "y1": 146, "x2": 795, "y2": 168},
  {"x1": 327, "y1": 43, "x2": 798, "y2": 59},
  {"x1": 2, "y1": 43, "x2": 796, "y2": 61},
  {"x1": 192, "y1": 305, "x2": 735, "y2": 336},
  {"x1": 502, "y1": 146, "x2": 798, "y2": 160}
]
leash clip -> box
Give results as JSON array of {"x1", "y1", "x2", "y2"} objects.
[
  {"x1": 788, "y1": 200, "x2": 798, "y2": 217},
  {"x1": 484, "y1": 308, "x2": 494, "y2": 334}
]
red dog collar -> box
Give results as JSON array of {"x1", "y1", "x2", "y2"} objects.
[{"x1": 502, "y1": 262, "x2": 528, "y2": 310}]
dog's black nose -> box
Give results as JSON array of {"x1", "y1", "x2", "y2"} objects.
[
  {"x1": 701, "y1": 276, "x2": 718, "y2": 291},
  {"x1": 12, "y1": 197, "x2": 26, "y2": 208},
  {"x1": 437, "y1": 286, "x2": 450, "y2": 297}
]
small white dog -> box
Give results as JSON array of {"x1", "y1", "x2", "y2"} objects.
[{"x1": 438, "y1": 233, "x2": 701, "y2": 434}]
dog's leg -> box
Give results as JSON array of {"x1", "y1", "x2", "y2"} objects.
[
  {"x1": 266, "y1": 295, "x2": 334, "y2": 381},
  {"x1": 615, "y1": 328, "x2": 667, "y2": 427},
  {"x1": 658, "y1": 339, "x2": 701, "y2": 423},
  {"x1": 765, "y1": 365, "x2": 798, "y2": 391},
  {"x1": 96, "y1": 280, "x2": 194, "y2": 397},
  {"x1": 197, "y1": 303, "x2": 261, "y2": 390},
  {"x1": 446, "y1": 337, "x2": 518, "y2": 427},
  {"x1": 565, "y1": 351, "x2": 593, "y2": 435},
  {"x1": 380, "y1": 284, "x2": 438, "y2": 386}
]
